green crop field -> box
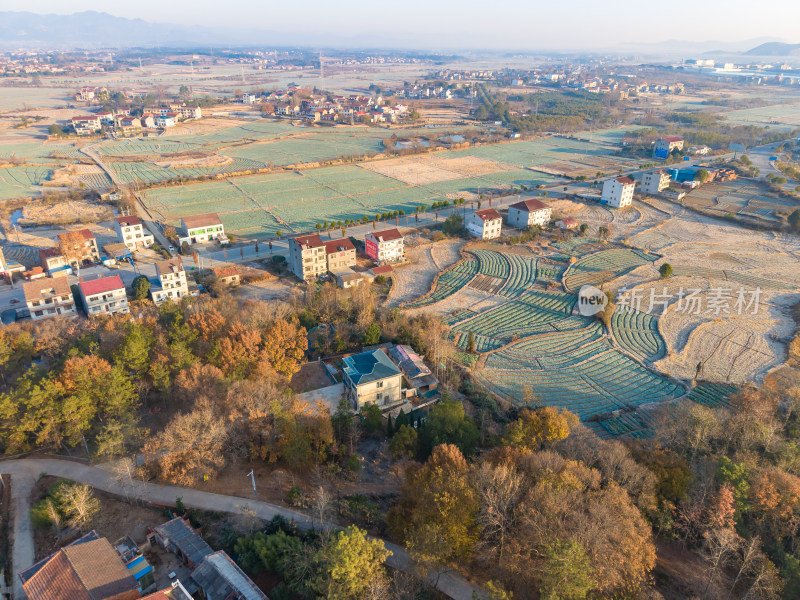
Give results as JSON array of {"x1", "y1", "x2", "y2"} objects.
[{"x1": 0, "y1": 166, "x2": 52, "y2": 200}]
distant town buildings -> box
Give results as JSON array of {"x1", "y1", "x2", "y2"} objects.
[
  {"x1": 78, "y1": 275, "x2": 129, "y2": 316},
  {"x1": 466, "y1": 208, "x2": 503, "y2": 240},
  {"x1": 23, "y1": 277, "x2": 77, "y2": 321},
  {"x1": 506, "y1": 198, "x2": 552, "y2": 229},
  {"x1": 365, "y1": 228, "x2": 405, "y2": 264},
  {"x1": 602, "y1": 176, "x2": 635, "y2": 208}
]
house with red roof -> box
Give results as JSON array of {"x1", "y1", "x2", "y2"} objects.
[
  {"x1": 365, "y1": 228, "x2": 405, "y2": 263},
  {"x1": 58, "y1": 228, "x2": 100, "y2": 265},
  {"x1": 114, "y1": 215, "x2": 154, "y2": 251},
  {"x1": 601, "y1": 176, "x2": 635, "y2": 208},
  {"x1": 289, "y1": 233, "x2": 327, "y2": 281},
  {"x1": 654, "y1": 136, "x2": 685, "y2": 158},
  {"x1": 466, "y1": 208, "x2": 503, "y2": 240},
  {"x1": 78, "y1": 275, "x2": 129, "y2": 316},
  {"x1": 506, "y1": 197, "x2": 552, "y2": 229},
  {"x1": 323, "y1": 237, "x2": 356, "y2": 272}
]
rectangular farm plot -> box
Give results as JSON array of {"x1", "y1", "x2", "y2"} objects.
[{"x1": 0, "y1": 166, "x2": 52, "y2": 200}]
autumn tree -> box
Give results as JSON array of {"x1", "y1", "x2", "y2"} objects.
[
  {"x1": 58, "y1": 230, "x2": 89, "y2": 274},
  {"x1": 53, "y1": 482, "x2": 101, "y2": 528},
  {"x1": 262, "y1": 319, "x2": 308, "y2": 377},
  {"x1": 502, "y1": 407, "x2": 578, "y2": 451}
]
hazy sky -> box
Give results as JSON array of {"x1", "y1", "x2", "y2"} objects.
[{"x1": 3, "y1": 0, "x2": 799, "y2": 49}]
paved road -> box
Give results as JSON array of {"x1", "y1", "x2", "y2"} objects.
[{"x1": 1, "y1": 458, "x2": 486, "y2": 600}]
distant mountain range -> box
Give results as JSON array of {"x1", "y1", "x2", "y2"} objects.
[{"x1": 744, "y1": 42, "x2": 800, "y2": 56}]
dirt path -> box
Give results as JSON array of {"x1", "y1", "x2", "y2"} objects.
[{"x1": 1, "y1": 458, "x2": 487, "y2": 600}]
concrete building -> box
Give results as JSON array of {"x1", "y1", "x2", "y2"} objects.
[
  {"x1": 114, "y1": 215, "x2": 154, "y2": 251},
  {"x1": 151, "y1": 259, "x2": 189, "y2": 305},
  {"x1": 23, "y1": 277, "x2": 77, "y2": 321},
  {"x1": 78, "y1": 275, "x2": 130, "y2": 316},
  {"x1": 242, "y1": 93, "x2": 258, "y2": 104},
  {"x1": 332, "y1": 267, "x2": 364, "y2": 288},
  {"x1": 555, "y1": 217, "x2": 578, "y2": 230},
  {"x1": 641, "y1": 170, "x2": 671, "y2": 195},
  {"x1": 324, "y1": 237, "x2": 357, "y2": 272},
  {"x1": 39, "y1": 248, "x2": 70, "y2": 276},
  {"x1": 653, "y1": 136, "x2": 685, "y2": 158},
  {"x1": 179, "y1": 213, "x2": 226, "y2": 245},
  {"x1": 365, "y1": 228, "x2": 405, "y2": 263},
  {"x1": 342, "y1": 349, "x2": 404, "y2": 411},
  {"x1": 57, "y1": 228, "x2": 100, "y2": 266},
  {"x1": 213, "y1": 265, "x2": 240, "y2": 287},
  {"x1": 71, "y1": 115, "x2": 101, "y2": 135},
  {"x1": 466, "y1": 208, "x2": 503, "y2": 240},
  {"x1": 289, "y1": 233, "x2": 327, "y2": 282},
  {"x1": 601, "y1": 176, "x2": 635, "y2": 208},
  {"x1": 506, "y1": 198, "x2": 552, "y2": 228}
]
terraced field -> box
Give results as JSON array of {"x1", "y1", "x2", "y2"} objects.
[
  {"x1": 405, "y1": 257, "x2": 478, "y2": 308},
  {"x1": 611, "y1": 307, "x2": 667, "y2": 363},
  {"x1": 563, "y1": 248, "x2": 658, "y2": 291},
  {"x1": 0, "y1": 166, "x2": 52, "y2": 200}
]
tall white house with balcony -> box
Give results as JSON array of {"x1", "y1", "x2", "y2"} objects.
[
  {"x1": 289, "y1": 234, "x2": 327, "y2": 282},
  {"x1": 641, "y1": 170, "x2": 671, "y2": 195},
  {"x1": 150, "y1": 259, "x2": 189, "y2": 305},
  {"x1": 342, "y1": 349, "x2": 404, "y2": 411},
  {"x1": 601, "y1": 176, "x2": 635, "y2": 208},
  {"x1": 506, "y1": 198, "x2": 552, "y2": 228},
  {"x1": 365, "y1": 228, "x2": 405, "y2": 264},
  {"x1": 78, "y1": 275, "x2": 129, "y2": 316},
  {"x1": 179, "y1": 213, "x2": 227, "y2": 245},
  {"x1": 114, "y1": 215, "x2": 154, "y2": 251}
]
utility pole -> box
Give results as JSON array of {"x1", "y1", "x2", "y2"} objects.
[{"x1": 246, "y1": 470, "x2": 256, "y2": 496}]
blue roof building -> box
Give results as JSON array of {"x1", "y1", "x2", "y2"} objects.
[{"x1": 342, "y1": 349, "x2": 404, "y2": 410}]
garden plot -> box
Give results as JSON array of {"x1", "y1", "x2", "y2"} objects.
[
  {"x1": 611, "y1": 307, "x2": 667, "y2": 363},
  {"x1": 683, "y1": 180, "x2": 792, "y2": 223},
  {"x1": 722, "y1": 103, "x2": 800, "y2": 131},
  {"x1": 563, "y1": 248, "x2": 658, "y2": 292},
  {"x1": 0, "y1": 166, "x2": 51, "y2": 200}
]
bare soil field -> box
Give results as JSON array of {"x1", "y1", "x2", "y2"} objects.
[
  {"x1": 20, "y1": 199, "x2": 112, "y2": 226},
  {"x1": 361, "y1": 154, "x2": 511, "y2": 185},
  {"x1": 388, "y1": 238, "x2": 464, "y2": 307}
]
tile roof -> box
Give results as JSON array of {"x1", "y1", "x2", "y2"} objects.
[
  {"x1": 213, "y1": 266, "x2": 239, "y2": 278},
  {"x1": 23, "y1": 277, "x2": 72, "y2": 302},
  {"x1": 292, "y1": 233, "x2": 325, "y2": 249},
  {"x1": 155, "y1": 258, "x2": 184, "y2": 277},
  {"x1": 343, "y1": 349, "x2": 402, "y2": 386},
  {"x1": 662, "y1": 136, "x2": 684, "y2": 143},
  {"x1": 509, "y1": 198, "x2": 549, "y2": 212},
  {"x1": 474, "y1": 208, "x2": 502, "y2": 222},
  {"x1": 23, "y1": 537, "x2": 139, "y2": 600},
  {"x1": 190, "y1": 551, "x2": 268, "y2": 600},
  {"x1": 20, "y1": 531, "x2": 100, "y2": 584},
  {"x1": 79, "y1": 275, "x2": 125, "y2": 297},
  {"x1": 370, "y1": 265, "x2": 393, "y2": 275},
  {"x1": 369, "y1": 228, "x2": 403, "y2": 242},
  {"x1": 115, "y1": 215, "x2": 142, "y2": 227},
  {"x1": 58, "y1": 228, "x2": 95, "y2": 242},
  {"x1": 615, "y1": 176, "x2": 635, "y2": 185},
  {"x1": 182, "y1": 213, "x2": 222, "y2": 230},
  {"x1": 323, "y1": 237, "x2": 355, "y2": 254},
  {"x1": 154, "y1": 518, "x2": 213, "y2": 567}
]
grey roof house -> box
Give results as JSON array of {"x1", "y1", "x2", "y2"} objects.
[{"x1": 342, "y1": 349, "x2": 404, "y2": 410}]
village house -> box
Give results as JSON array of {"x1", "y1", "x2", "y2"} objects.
[
  {"x1": 324, "y1": 237, "x2": 357, "y2": 273},
  {"x1": 115, "y1": 215, "x2": 154, "y2": 250},
  {"x1": 155, "y1": 114, "x2": 177, "y2": 128},
  {"x1": 342, "y1": 349, "x2": 404, "y2": 411},
  {"x1": 506, "y1": 198, "x2": 552, "y2": 228},
  {"x1": 601, "y1": 176, "x2": 635, "y2": 208},
  {"x1": 555, "y1": 217, "x2": 578, "y2": 230},
  {"x1": 241, "y1": 92, "x2": 258, "y2": 104},
  {"x1": 179, "y1": 213, "x2": 226, "y2": 245},
  {"x1": 289, "y1": 233, "x2": 327, "y2": 281},
  {"x1": 140, "y1": 114, "x2": 156, "y2": 129},
  {"x1": 387, "y1": 344, "x2": 439, "y2": 398},
  {"x1": 365, "y1": 228, "x2": 405, "y2": 264},
  {"x1": 653, "y1": 136, "x2": 685, "y2": 158},
  {"x1": 150, "y1": 258, "x2": 189, "y2": 305},
  {"x1": 38, "y1": 248, "x2": 70, "y2": 276},
  {"x1": 0, "y1": 246, "x2": 25, "y2": 282},
  {"x1": 20, "y1": 534, "x2": 140, "y2": 600},
  {"x1": 641, "y1": 170, "x2": 672, "y2": 195},
  {"x1": 78, "y1": 275, "x2": 130, "y2": 316},
  {"x1": 213, "y1": 265, "x2": 240, "y2": 287},
  {"x1": 57, "y1": 228, "x2": 100, "y2": 266},
  {"x1": 22, "y1": 275, "x2": 77, "y2": 321},
  {"x1": 150, "y1": 518, "x2": 212, "y2": 570},
  {"x1": 71, "y1": 115, "x2": 101, "y2": 135},
  {"x1": 117, "y1": 116, "x2": 141, "y2": 130},
  {"x1": 75, "y1": 86, "x2": 96, "y2": 102},
  {"x1": 466, "y1": 208, "x2": 503, "y2": 240},
  {"x1": 190, "y1": 551, "x2": 268, "y2": 600}
]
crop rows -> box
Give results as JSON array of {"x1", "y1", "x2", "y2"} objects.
[
  {"x1": 0, "y1": 166, "x2": 52, "y2": 200},
  {"x1": 597, "y1": 411, "x2": 653, "y2": 438},
  {"x1": 611, "y1": 307, "x2": 667, "y2": 363},
  {"x1": 688, "y1": 383, "x2": 739, "y2": 408},
  {"x1": 671, "y1": 265, "x2": 794, "y2": 290},
  {"x1": 499, "y1": 254, "x2": 537, "y2": 298},
  {"x1": 442, "y1": 309, "x2": 478, "y2": 326},
  {"x1": 489, "y1": 322, "x2": 603, "y2": 363},
  {"x1": 470, "y1": 249, "x2": 511, "y2": 278},
  {"x1": 564, "y1": 248, "x2": 656, "y2": 291},
  {"x1": 78, "y1": 172, "x2": 113, "y2": 190},
  {"x1": 479, "y1": 349, "x2": 684, "y2": 420},
  {"x1": 406, "y1": 258, "x2": 479, "y2": 308}
]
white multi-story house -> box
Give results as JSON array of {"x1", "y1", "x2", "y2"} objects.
[
  {"x1": 114, "y1": 215, "x2": 154, "y2": 251},
  {"x1": 601, "y1": 176, "x2": 635, "y2": 208},
  {"x1": 155, "y1": 114, "x2": 176, "y2": 128},
  {"x1": 506, "y1": 198, "x2": 552, "y2": 228},
  {"x1": 242, "y1": 93, "x2": 258, "y2": 104},
  {"x1": 365, "y1": 228, "x2": 405, "y2": 264},
  {"x1": 179, "y1": 213, "x2": 226, "y2": 245},
  {"x1": 71, "y1": 115, "x2": 101, "y2": 135},
  {"x1": 150, "y1": 259, "x2": 189, "y2": 305},
  {"x1": 289, "y1": 234, "x2": 327, "y2": 282},
  {"x1": 78, "y1": 275, "x2": 129, "y2": 316},
  {"x1": 57, "y1": 229, "x2": 100, "y2": 266},
  {"x1": 653, "y1": 136, "x2": 685, "y2": 158},
  {"x1": 342, "y1": 349, "x2": 404, "y2": 411},
  {"x1": 641, "y1": 170, "x2": 671, "y2": 195},
  {"x1": 466, "y1": 208, "x2": 503, "y2": 240},
  {"x1": 23, "y1": 277, "x2": 77, "y2": 321}
]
